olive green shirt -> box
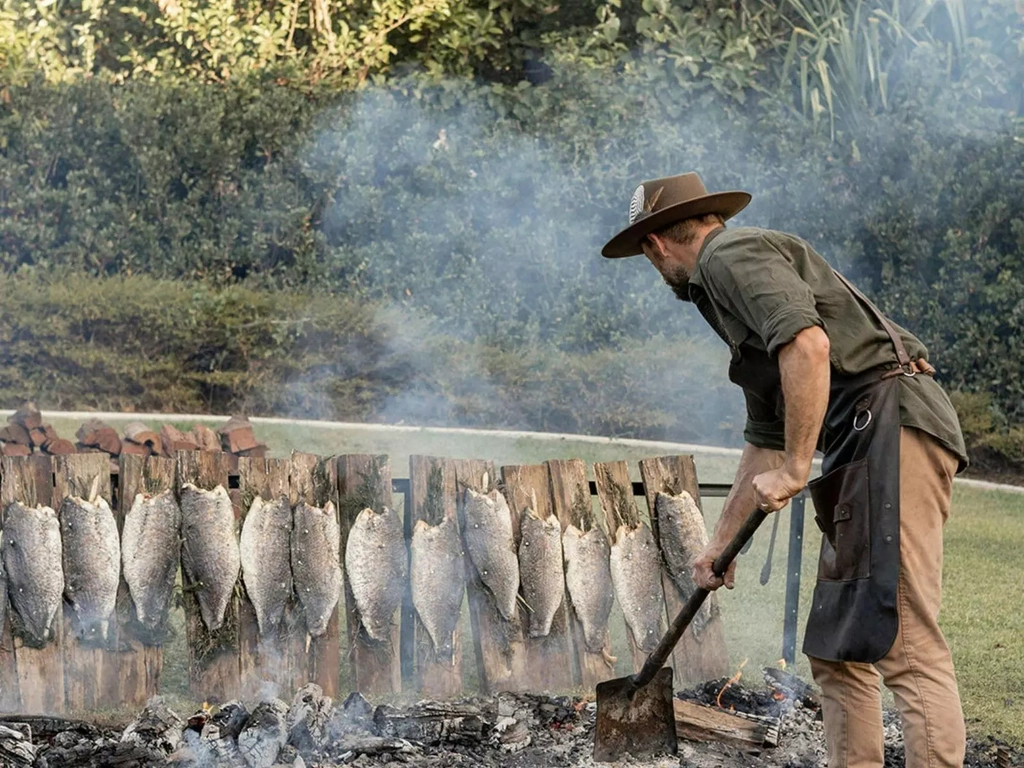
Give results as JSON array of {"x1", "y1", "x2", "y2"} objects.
[{"x1": 686, "y1": 226, "x2": 968, "y2": 470}]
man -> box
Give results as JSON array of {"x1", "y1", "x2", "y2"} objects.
[{"x1": 602, "y1": 173, "x2": 969, "y2": 768}]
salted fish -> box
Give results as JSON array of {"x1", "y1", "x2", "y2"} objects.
[
  {"x1": 0, "y1": 536, "x2": 7, "y2": 637},
  {"x1": 122, "y1": 490, "x2": 182, "y2": 631},
  {"x1": 240, "y1": 495, "x2": 293, "y2": 637},
  {"x1": 562, "y1": 525, "x2": 614, "y2": 653},
  {"x1": 292, "y1": 501, "x2": 342, "y2": 637},
  {"x1": 180, "y1": 483, "x2": 240, "y2": 633},
  {"x1": 410, "y1": 517, "x2": 465, "y2": 660},
  {"x1": 517, "y1": 511, "x2": 564, "y2": 637},
  {"x1": 655, "y1": 490, "x2": 715, "y2": 634},
  {"x1": 609, "y1": 522, "x2": 664, "y2": 652},
  {"x1": 462, "y1": 488, "x2": 520, "y2": 621},
  {"x1": 2, "y1": 502, "x2": 63, "y2": 645},
  {"x1": 344, "y1": 506, "x2": 406, "y2": 643},
  {"x1": 59, "y1": 493, "x2": 121, "y2": 642}
]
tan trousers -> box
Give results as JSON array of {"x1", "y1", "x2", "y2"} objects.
[{"x1": 808, "y1": 427, "x2": 965, "y2": 768}]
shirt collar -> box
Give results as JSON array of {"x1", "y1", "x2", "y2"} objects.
[{"x1": 682, "y1": 226, "x2": 727, "y2": 300}]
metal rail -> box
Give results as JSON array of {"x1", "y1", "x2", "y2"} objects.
[{"x1": 390, "y1": 477, "x2": 807, "y2": 666}]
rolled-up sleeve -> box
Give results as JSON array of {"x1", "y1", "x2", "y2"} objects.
[{"x1": 703, "y1": 232, "x2": 824, "y2": 356}]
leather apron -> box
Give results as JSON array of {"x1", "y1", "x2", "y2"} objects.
[{"x1": 802, "y1": 272, "x2": 917, "y2": 663}]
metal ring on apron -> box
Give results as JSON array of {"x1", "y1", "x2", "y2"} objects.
[{"x1": 853, "y1": 409, "x2": 872, "y2": 431}]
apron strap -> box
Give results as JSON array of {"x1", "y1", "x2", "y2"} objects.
[{"x1": 832, "y1": 270, "x2": 913, "y2": 370}]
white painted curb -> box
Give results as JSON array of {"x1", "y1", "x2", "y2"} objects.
[{"x1": 4, "y1": 411, "x2": 1021, "y2": 495}]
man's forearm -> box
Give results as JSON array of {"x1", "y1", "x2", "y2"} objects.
[
  {"x1": 712, "y1": 443, "x2": 784, "y2": 546},
  {"x1": 778, "y1": 325, "x2": 831, "y2": 483}
]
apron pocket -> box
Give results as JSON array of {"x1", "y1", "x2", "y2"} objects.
[{"x1": 808, "y1": 458, "x2": 871, "y2": 581}]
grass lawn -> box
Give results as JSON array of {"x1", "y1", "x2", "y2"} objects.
[{"x1": 37, "y1": 414, "x2": 1024, "y2": 742}]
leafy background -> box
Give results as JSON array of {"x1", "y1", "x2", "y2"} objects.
[{"x1": 0, "y1": 0, "x2": 1021, "y2": 473}]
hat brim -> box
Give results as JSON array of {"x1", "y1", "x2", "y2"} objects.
[{"x1": 600, "y1": 191, "x2": 752, "y2": 259}]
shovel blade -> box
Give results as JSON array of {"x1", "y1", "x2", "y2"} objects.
[{"x1": 593, "y1": 667, "x2": 677, "y2": 762}]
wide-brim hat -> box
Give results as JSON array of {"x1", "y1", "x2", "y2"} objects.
[{"x1": 601, "y1": 172, "x2": 752, "y2": 258}]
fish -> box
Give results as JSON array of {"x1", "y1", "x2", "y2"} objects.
[
  {"x1": 462, "y1": 488, "x2": 520, "y2": 621},
  {"x1": 0, "y1": 535, "x2": 7, "y2": 637},
  {"x1": 410, "y1": 517, "x2": 465, "y2": 660},
  {"x1": 122, "y1": 489, "x2": 182, "y2": 631},
  {"x1": 609, "y1": 522, "x2": 664, "y2": 652},
  {"x1": 655, "y1": 490, "x2": 716, "y2": 634},
  {"x1": 59, "y1": 493, "x2": 121, "y2": 642},
  {"x1": 291, "y1": 501, "x2": 342, "y2": 637},
  {"x1": 2, "y1": 501, "x2": 64, "y2": 645},
  {"x1": 562, "y1": 525, "x2": 614, "y2": 653},
  {"x1": 517, "y1": 510, "x2": 564, "y2": 638},
  {"x1": 344, "y1": 506, "x2": 406, "y2": 643},
  {"x1": 180, "y1": 483, "x2": 241, "y2": 633},
  {"x1": 240, "y1": 495, "x2": 293, "y2": 637}
]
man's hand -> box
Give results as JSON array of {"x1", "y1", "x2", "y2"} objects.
[
  {"x1": 752, "y1": 465, "x2": 806, "y2": 513},
  {"x1": 692, "y1": 543, "x2": 736, "y2": 591}
]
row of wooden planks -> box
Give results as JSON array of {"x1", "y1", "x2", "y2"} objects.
[{"x1": 0, "y1": 450, "x2": 729, "y2": 714}]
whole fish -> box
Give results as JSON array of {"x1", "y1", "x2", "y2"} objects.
[
  {"x1": 517, "y1": 511, "x2": 564, "y2": 638},
  {"x1": 655, "y1": 490, "x2": 716, "y2": 634},
  {"x1": 291, "y1": 501, "x2": 342, "y2": 637},
  {"x1": 344, "y1": 506, "x2": 406, "y2": 643},
  {"x1": 0, "y1": 536, "x2": 7, "y2": 638},
  {"x1": 122, "y1": 490, "x2": 182, "y2": 631},
  {"x1": 240, "y1": 495, "x2": 293, "y2": 637},
  {"x1": 462, "y1": 489, "x2": 520, "y2": 621},
  {"x1": 60, "y1": 493, "x2": 121, "y2": 642},
  {"x1": 410, "y1": 517, "x2": 465, "y2": 660},
  {"x1": 2, "y1": 502, "x2": 63, "y2": 645},
  {"x1": 180, "y1": 483, "x2": 240, "y2": 633},
  {"x1": 609, "y1": 522, "x2": 664, "y2": 652},
  {"x1": 562, "y1": 525, "x2": 614, "y2": 653}
]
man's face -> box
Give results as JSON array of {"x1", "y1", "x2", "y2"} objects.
[{"x1": 642, "y1": 235, "x2": 691, "y2": 301}]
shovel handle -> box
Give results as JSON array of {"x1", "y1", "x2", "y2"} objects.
[{"x1": 631, "y1": 507, "x2": 769, "y2": 691}]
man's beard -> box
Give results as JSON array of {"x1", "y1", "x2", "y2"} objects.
[{"x1": 660, "y1": 264, "x2": 692, "y2": 301}]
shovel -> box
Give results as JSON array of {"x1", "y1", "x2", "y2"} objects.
[{"x1": 593, "y1": 507, "x2": 771, "y2": 762}]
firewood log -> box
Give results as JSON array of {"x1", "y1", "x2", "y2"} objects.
[
  {"x1": 76, "y1": 419, "x2": 122, "y2": 456},
  {"x1": 0, "y1": 425, "x2": 31, "y2": 446},
  {"x1": 217, "y1": 416, "x2": 259, "y2": 453},
  {"x1": 123, "y1": 422, "x2": 162, "y2": 455},
  {"x1": 0, "y1": 443, "x2": 31, "y2": 457},
  {"x1": 8, "y1": 402, "x2": 42, "y2": 430},
  {"x1": 42, "y1": 438, "x2": 76, "y2": 455},
  {"x1": 159, "y1": 423, "x2": 199, "y2": 456},
  {"x1": 190, "y1": 424, "x2": 222, "y2": 452}
]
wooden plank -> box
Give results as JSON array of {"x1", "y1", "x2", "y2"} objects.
[
  {"x1": 673, "y1": 698, "x2": 780, "y2": 748},
  {"x1": 176, "y1": 450, "x2": 239, "y2": 703},
  {"x1": 407, "y1": 456, "x2": 463, "y2": 698},
  {"x1": 337, "y1": 454, "x2": 400, "y2": 697},
  {"x1": 53, "y1": 454, "x2": 116, "y2": 712},
  {"x1": 452, "y1": 459, "x2": 527, "y2": 694},
  {"x1": 500, "y1": 464, "x2": 573, "y2": 693},
  {"x1": 546, "y1": 459, "x2": 615, "y2": 690},
  {"x1": 639, "y1": 456, "x2": 730, "y2": 687},
  {"x1": 1, "y1": 455, "x2": 64, "y2": 714},
  {"x1": 236, "y1": 457, "x2": 293, "y2": 699},
  {"x1": 290, "y1": 451, "x2": 342, "y2": 699},
  {"x1": 117, "y1": 453, "x2": 176, "y2": 709},
  {"x1": 594, "y1": 460, "x2": 660, "y2": 673}
]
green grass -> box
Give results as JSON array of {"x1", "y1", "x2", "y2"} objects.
[{"x1": 37, "y1": 414, "x2": 1023, "y2": 742}]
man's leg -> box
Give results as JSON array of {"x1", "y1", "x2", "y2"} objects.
[
  {"x1": 808, "y1": 656, "x2": 885, "y2": 768},
  {"x1": 874, "y1": 427, "x2": 965, "y2": 767}
]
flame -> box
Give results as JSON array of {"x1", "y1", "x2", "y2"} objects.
[
  {"x1": 773, "y1": 691, "x2": 786, "y2": 701},
  {"x1": 715, "y1": 657, "x2": 748, "y2": 708},
  {"x1": 777, "y1": 658, "x2": 787, "y2": 670}
]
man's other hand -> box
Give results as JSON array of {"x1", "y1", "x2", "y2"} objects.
[{"x1": 752, "y1": 466, "x2": 805, "y2": 513}]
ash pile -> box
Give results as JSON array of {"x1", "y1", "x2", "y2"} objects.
[{"x1": 0, "y1": 679, "x2": 1019, "y2": 768}]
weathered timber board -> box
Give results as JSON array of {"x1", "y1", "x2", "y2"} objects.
[
  {"x1": 176, "y1": 450, "x2": 239, "y2": 702},
  {"x1": 54, "y1": 454, "x2": 116, "y2": 713},
  {"x1": 453, "y1": 459, "x2": 527, "y2": 694},
  {"x1": 500, "y1": 464, "x2": 574, "y2": 693},
  {"x1": 594, "y1": 460, "x2": 660, "y2": 673},
  {"x1": 546, "y1": 459, "x2": 614, "y2": 690},
  {"x1": 290, "y1": 451, "x2": 342, "y2": 699},
  {"x1": 673, "y1": 698, "x2": 780, "y2": 748},
  {"x1": 117, "y1": 454, "x2": 176, "y2": 709},
  {"x1": 236, "y1": 457, "x2": 293, "y2": 699},
  {"x1": 337, "y1": 454, "x2": 400, "y2": 697},
  {"x1": 639, "y1": 456, "x2": 729, "y2": 687},
  {"x1": 0, "y1": 455, "x2": 64, "y2": 714},
  {"x1": 408, "y1": 456, "x2": 463, "y2": 698}
]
